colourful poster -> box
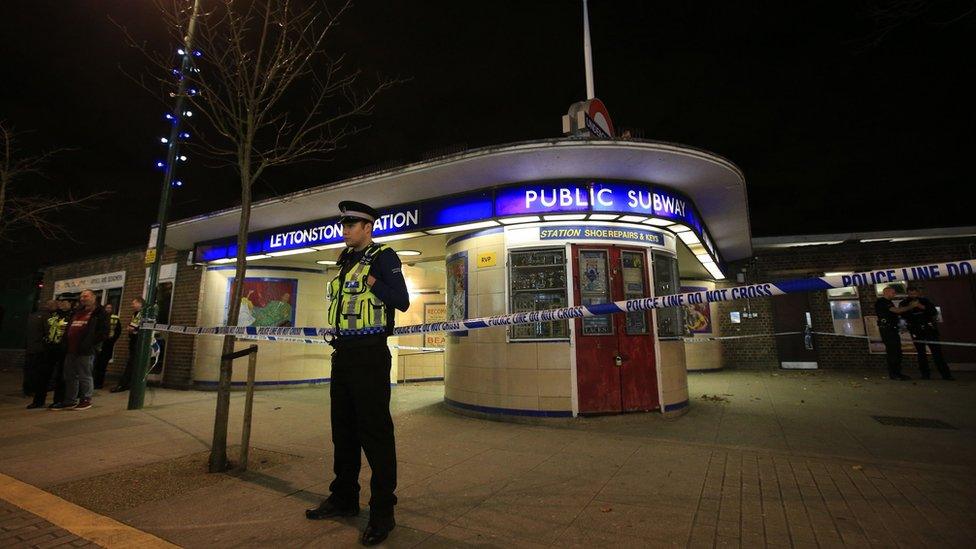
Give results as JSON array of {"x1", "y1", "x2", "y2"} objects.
[
  {"x1": 226, "y1": 277, "x2": 297, "y2": 327},
  {"x1": 424, "y1": 303, "x2": 447, "y2": 349},
  {"x1": 681, "y1": 285, "x2": 712, "y2": 334},
  {"x1": 445, "y1": 252, "x2": 468, "y2": 336}
]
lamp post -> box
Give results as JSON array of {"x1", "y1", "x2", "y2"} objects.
[{"x1": 129, "y1": 0, "x2": 202, "y2": 410}]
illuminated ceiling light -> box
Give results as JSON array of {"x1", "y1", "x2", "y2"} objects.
[
  {"x1": 587, "y1": 214, "x2": 619, "y2": 220},
  {"x1": 695, "y1": 253, "x2": 712, "y2": 262},
  {"x1": 396, "y1": 249, "x2": 421, "y2": 256},
  {"x1": 687, "y1": 242, "x2": 707, "y2": 254},
  {"x1": 245, "y1": 254, "x2": 269, "y2": 260},
  {"x1": 643, "y1": 218, "x2": 674, "y2": 227},
  {"x1": 679, "y1": 232, "x2": 701, "y2": 244},
  {"x1": 373, "y1": 231, "x2": 427, "y2": 243},
  {"x1": 316, "y1": 260, "x2": 337, "y2": 265},
  {"x1": 211, "y1": 258, "x2": 236, "y2": 264},
  {"x1": 618, "y1": 215, "x2": 648, "y2": 223},
  {"x1": 542, "y1": 214, "x2": 587, "y2": 221},
  {"x1": 767, "y1": 241, "x2": 844, "y2": 248},
  {"x1": 425, "y1": 220, "x2": 499, "y2": 234},
  {"x1": 670, "y1": 225, "x2": 692, "y2": 233},
  {"x1": 266, "y1": 247, "x2": 315, "y2": 257},
  {"x1": 312, "y1": 243, "x2": 347, "y2": 250},
  {"x1": 498, "y1": 216, "x2": 541, "y2": 225},
  {"x1": 705, "y1": 263, "x2": 726, "y2": 280}
]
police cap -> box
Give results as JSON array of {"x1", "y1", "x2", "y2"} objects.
[{"x1": 338, "y1": 200, "x2": 379, "y2": 224}]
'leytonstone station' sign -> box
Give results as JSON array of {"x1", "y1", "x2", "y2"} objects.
[{"x1": 194, "y1": 180, "x2": 719, "y2": 264}]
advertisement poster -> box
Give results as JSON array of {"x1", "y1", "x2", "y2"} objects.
[
  {"x1": 226, "y1": 277, "x2": 298, "y2": 327},
  {"x1": 681, "y1": 285, "x2": 712, "y2": 334},
  {"x1": 446, "y1": 251, "x2": 468, "y2": 336},
  {"x1": 424, "y1": 303, "x2": 447, "y2": 349}
]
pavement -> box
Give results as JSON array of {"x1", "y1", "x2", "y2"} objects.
[{"x1": 1, "y1": 367, "x2": 975, "y2": 548}]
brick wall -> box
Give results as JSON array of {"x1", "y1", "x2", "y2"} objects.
[
  {"x1": 718, "y1": 237, "x2": 976, "y2": 369},
  {"x1": 41, "y1": 247, "x2": 202, "y2": 389}
]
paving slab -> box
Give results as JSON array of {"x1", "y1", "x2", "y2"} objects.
[{"x1": 2, "y1": 368, "x2": 975, "y2": 548}]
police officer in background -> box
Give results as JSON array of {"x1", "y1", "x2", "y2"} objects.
[
  {"x1": 901, "y1": 287, "x2": 954, "y2": 380},
  {"x1": 875, "y1": 286, "x2": 925, "y2": 380},
  {"x1": 306, "y1": 201, "x2": 410, "y2": 547},
  {"x1": 112, "y1": 297, "x2": 144, "y2": 393},
  {"x1": 93, "y1": 303, "x2": 122, "y2": 389}
]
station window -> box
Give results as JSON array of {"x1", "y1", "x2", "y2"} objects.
[{"x1": 509, "y1": 248, "x2": 569, "y2": 340}]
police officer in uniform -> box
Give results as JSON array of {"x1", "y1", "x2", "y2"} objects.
[
  {"x1": 93, "y1": 303, "x2": 122, "y2": 389},
  {"x1": 900, "y1": 287, "x2": 954, "y2": 380},
  {"x1": 306, "y1": 201, "x2": 409, "y2": 547},
  {"x1": 875, "y1": 286, "x2": 924, "y2": 380}
]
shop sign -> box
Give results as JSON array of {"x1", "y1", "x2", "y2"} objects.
[
  {"x1": 539, "y1": 226, "x2": 665, "y2": 245},
  {"x1": 195, "y1": 180, "x2": 718, "y2": 264},
  {"x1": 477, "y1": 252, "x2": 497, "y2": 268},
  {"x1": 54, "y1": 271, "x2": 126, "y2": 294}
]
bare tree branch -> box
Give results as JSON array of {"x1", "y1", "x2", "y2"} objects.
[
  {"x1": 0, "y1": 121, "x2": 108, "y2": 243},
  {"x1": 120, "y1": 0, "x2": 403, "y2": 472}
]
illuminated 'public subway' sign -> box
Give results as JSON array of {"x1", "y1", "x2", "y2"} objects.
[{"x1": 194, "y1": 180, "x2": 719, "y2": 263}]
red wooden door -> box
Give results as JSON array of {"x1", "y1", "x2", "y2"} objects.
[{"x1": 573, "y1": 245, "x2": 658, "y2": 414}]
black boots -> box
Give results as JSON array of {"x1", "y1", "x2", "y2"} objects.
[{"x1": 305, "y1": 499, "x2": 360, "y2": 520}]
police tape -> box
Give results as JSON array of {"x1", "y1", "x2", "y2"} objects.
[
  {"x1": 232, "y1": 331, "x2": 976, "y2": 348},
  {"x1": 235, "y1": 334, "x2": 445, "y2": 352},
  {"x1": 140, "y1": 259, "x2": 976, "y2": 340},
  {"x1": 674, "y1": 331, "x2": 976, "y2": 347}
]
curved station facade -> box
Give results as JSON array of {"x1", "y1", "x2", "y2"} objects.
[
  {"x1": 38, "y1": 138, "x2": 751, "y2": 419},
  {"x1": 160, "y1": 138, "x2": 751, "y2": 418}
]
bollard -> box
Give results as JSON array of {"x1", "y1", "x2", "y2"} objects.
[
  {"x1": 240, "y1": 348, "x2": 258, "y2": 471},
  {"x1": 212, "y1": 344, "x2": 258, "y2": 473}
]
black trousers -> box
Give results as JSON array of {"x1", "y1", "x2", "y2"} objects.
[
  {"x1": 910, "y1": 327, "x2": 952, "y2": 379},
  {"x1": 93, "y1": 338, "x2": 118, "y2": 389},
  {"x1": 32, "y1": 347, "x2": 65, "y2": 406},
  {"x1": 24, "y1": 352, "x2": 42, "y2": 395},
  {"x1": 328, "y1": 344, "x2": 397, "y2": 518},
  {"x1": 880, "y1": 328, "x2": 903, "y2": 378},
  {"x1": 116, "y1": 336, "x2": 138, "y2": 389}
]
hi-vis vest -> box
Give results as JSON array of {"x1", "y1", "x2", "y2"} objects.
[
  {"x1": 110, "y1": 314, "x2": 121, "y2": 337},
  {"x1": 328, "y1": 244, "x2": 389, "y2": 336},
  {"x1": 46, "y1": 314, "x2": 67, "y2": 344}
]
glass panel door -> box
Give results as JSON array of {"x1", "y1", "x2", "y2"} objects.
[
  {"x1": 620, "y1": 250, "x2": 649, "y2": 335},
  {"x1": 578, "y1": 249, "x2": 613, "y2": 335}
]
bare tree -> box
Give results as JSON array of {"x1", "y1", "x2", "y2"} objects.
[
  {"x1": 857, "y1": 0, "x2": 975, "y2": 50},
  {"x1": 0, "y1": 122, "x2": 108, "y2": 243},
  {"x1": 124, "y1": 0, "x2": 399, "y2": 472}
]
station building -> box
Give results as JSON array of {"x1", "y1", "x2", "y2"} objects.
[
  {"x1": 41, "y1": 138, "x2": 750, "y2": 418},
  {"x1": 40, "y1": 136, "x2": 975, "y2": 419}
]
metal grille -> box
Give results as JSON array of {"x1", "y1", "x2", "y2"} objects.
[{"x1": 872, "y1": 416, "x2": 957, "y2": 429}]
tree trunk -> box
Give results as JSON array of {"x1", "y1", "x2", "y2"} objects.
[{"x1": 209, "y1": 170, "x2": 253, "y2": 473}]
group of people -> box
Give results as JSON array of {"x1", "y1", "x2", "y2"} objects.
[
  {"x1": 23, "y1": 291, "x2": 145, "y2": 410},
  {"x1": 875, "y1": 286, "x2": 954, "y2": 381}
]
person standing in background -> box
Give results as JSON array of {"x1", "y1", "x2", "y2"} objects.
[
  {"x1": 51, "y1": 289, "x2": 108, "y2": 410},
  {"x1": 24, "y1": 300, "x2": 56, "y2": 405},
  {"x1": 901, "y1": 287, "x2": 954, "y2": 380},
  {"x1": 875, "y1": 286, "x2": 924, "y2": 380},
  {"x1": 112, "y1": 297, "x2": 144, "y2": 393},
  {"x1": 93, "y1": 303, "x2": 122, "y2": 389}
]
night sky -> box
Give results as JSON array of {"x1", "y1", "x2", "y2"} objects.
[{"x1": 1, "y1": 1, "x2": 973, "y2": 275}]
